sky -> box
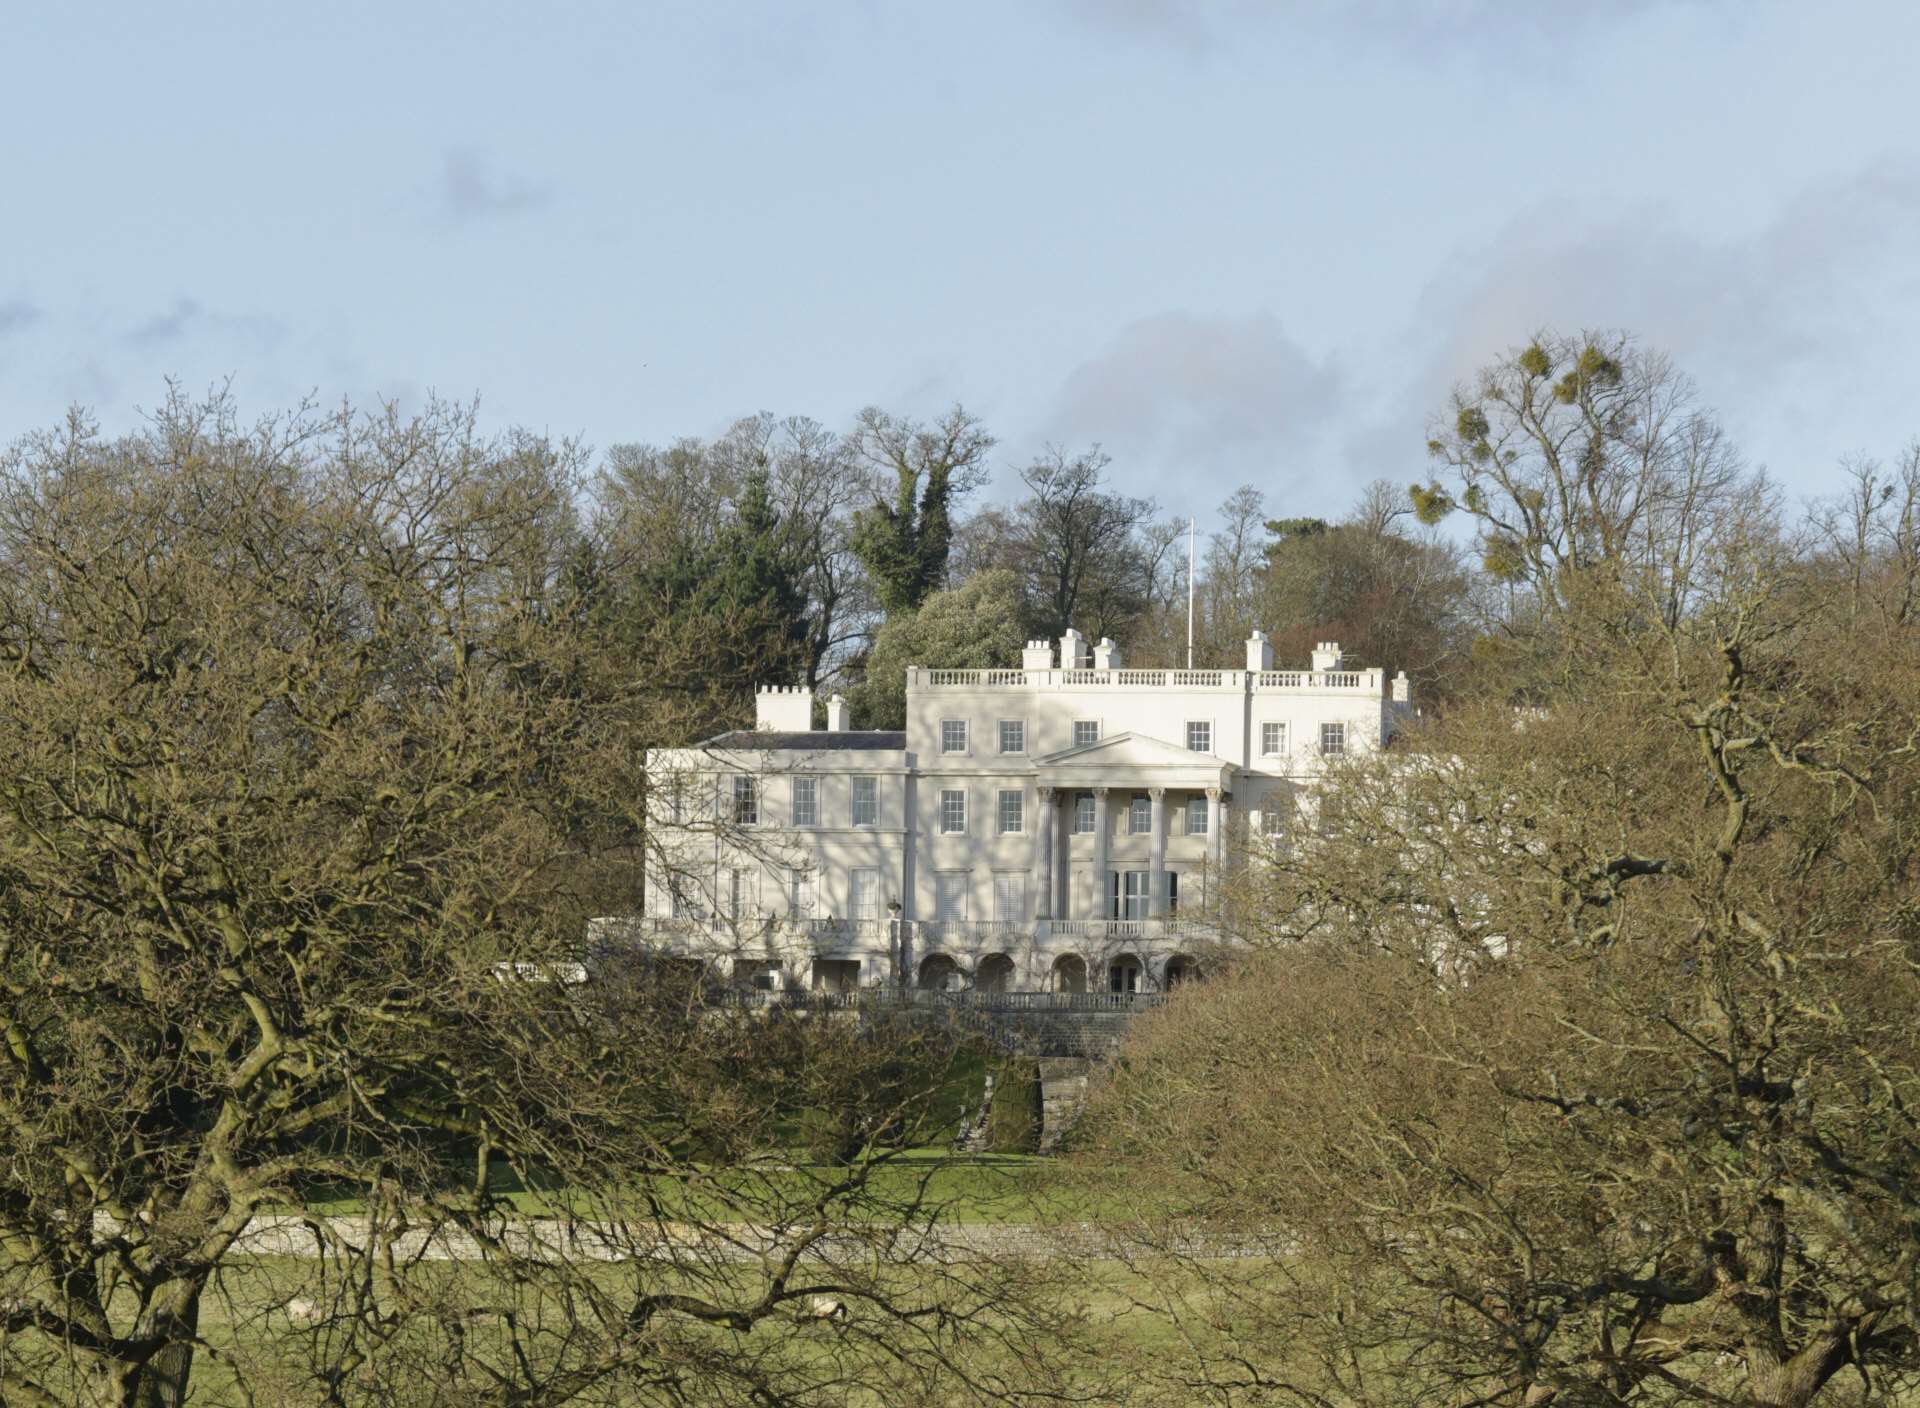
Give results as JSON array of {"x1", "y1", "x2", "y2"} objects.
[{"x1": 2, "y1": 0, "x2": 1917, "y2": 527}]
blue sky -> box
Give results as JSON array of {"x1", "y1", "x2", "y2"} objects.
[{"x1": 3, "y1": 0, "x2": 1916, "y2": 524}]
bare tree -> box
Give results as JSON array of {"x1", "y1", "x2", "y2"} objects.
[
  {"x1": 1071, "y1": 425, "x2": 1920, "y2": 1408},
  {"x1": 1417, "y1": 330, "x2": 1752, "y2": 633},
  {"x1": 981, "y1": 446, "x2": 1157, "y2": 642},
  {"x1": 1814, "y1": 440, "x2": 1920, "y2": 627},
  {"x1": 0, "y1": 392, "x2": 1073, "y2": 1407},
  {"x1": 1195, "y1": 485, "x2": 1267, "y2": 660}
]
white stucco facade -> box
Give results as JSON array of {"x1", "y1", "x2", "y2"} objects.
[{"x1": 600, "y1": 631, "x2": 1412, "y2": 995}]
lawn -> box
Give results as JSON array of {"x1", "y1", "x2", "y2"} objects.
[{"x1": 2, "y1": 1250, "x2": 1217, "y2": 1406}]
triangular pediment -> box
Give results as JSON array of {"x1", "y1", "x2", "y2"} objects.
[{"x1": 1033, "y1": 731, "x2": 1226, "y2": 771}]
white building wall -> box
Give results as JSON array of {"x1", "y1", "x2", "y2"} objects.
[{"x1": 625, "y1": 638, "x2": 1414, "y2": 992}]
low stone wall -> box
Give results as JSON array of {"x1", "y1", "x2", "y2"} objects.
[{"x1": 1038, "y1": 1057, "x2": 1093, "y2": 1152}]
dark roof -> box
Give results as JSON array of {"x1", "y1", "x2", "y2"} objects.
[{"x1": 701, "y1": 730, "x2": 907, "y2": 752}]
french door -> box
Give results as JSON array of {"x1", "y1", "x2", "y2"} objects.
[
  {"x1": 849, "y1": 867, "x2": 880, "y2": 922},
  {"x1": 1107, "y1": 870, "x2": 1171, "y2": 919},
  {"x1": 993, "y1": 874, "x2": 1026, "y2": 924}
]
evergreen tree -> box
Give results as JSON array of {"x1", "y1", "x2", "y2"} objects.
[
  {"x1": 603, "y1": 468, "x2": 812, "y2": 738},
  {"x1": 710, "y1": 468, "x2": 811, "y2": 672},
  {"x1": 846, "y1": 570, "x2": 1027, "y2": 728}
]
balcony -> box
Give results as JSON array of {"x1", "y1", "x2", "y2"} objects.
[{"x1": 1033, "y1": 918, "x2": 1219, "y2": 941}]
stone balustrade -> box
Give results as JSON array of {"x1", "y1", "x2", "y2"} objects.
[{"x1": 913, "y1": 666, "x2": 1384, "y2": 692}]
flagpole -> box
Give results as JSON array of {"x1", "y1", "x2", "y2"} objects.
[{"x1": 1186, "y1": 516, "x2": 1195, "y2": 670}]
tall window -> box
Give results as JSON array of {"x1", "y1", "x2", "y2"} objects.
[
  {"x1": 1185, "y1": 721, "x2": 1212, "y2": 753},
  {"x1": 1262, "y1": 721, "x2": 1286, "y2": 756},
  {"x1": 1320, "y1": 722, "x2": 1347, "y2": 755},
  {"x1": 725, "y1": 868, "x2": 752, "y2": 919},
  {"x1": 941, "y1": 719, "x2": 968, "y2": 754},
  {"x1": 993, "y1": 873, "x2": 1026, "y2": 923},
  {"x1": 731, "y1": 777, "x2": 758, "y2": 825},
  {"x1": 1261, "y1": 794, "x2": 1291, "y2": 842},
  {"x1": 849, "y1": 867, "x2": 880, "y2": 921},
  {"x1": 933, "y1": 872, "x2": 968, "y2": 921},
  {"x1": 1186, "y1": 795, "x2": 1208, "y2": 836},
  {"x1": 790, "y1": 777, "x2": 817, "y2": 827},
  {"x1": 851, "y1": 775, "x2": 878, "y2": 827},
  {"x1": 1073, "y1": 720, "x2": 1100, "y2": 747},
  {"x1": 998, "y1": 720, "x2": 1025, "y2": 754},
  {"x1": 1128, "y1": 794, "x2": 1151, "y2": 834},
  {"x1": 998, "y1": 789, "x2": 1024, "y2": 834},
  {"x1": 789, "y1": 866, "x2": 815, "y2": 915},
  {"x1": 1072, "y1": 791, "x2": 1095, "y2": 834},
  {"x1": 940, "y1": 789, "x2": 967, "y2": 834},
  {"x1": 666, "y1": 778, "x2": 685, "y2": 824}
]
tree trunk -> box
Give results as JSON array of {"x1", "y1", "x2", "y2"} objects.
[
  {"x1": 127, "y1": 1286, "x2": 201, "y2": 1408},
  {"x1": 1745, "y1": 1327, "x2": 1851, "y2": 1408}
]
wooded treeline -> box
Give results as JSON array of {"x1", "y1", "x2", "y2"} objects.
[{"x1": 588, "y1": 402, "x2": 1475, "y2": 739}]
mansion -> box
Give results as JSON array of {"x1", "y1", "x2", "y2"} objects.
[{"x1": 597, "y1": 630, "x2": 1412, "y2": 995}]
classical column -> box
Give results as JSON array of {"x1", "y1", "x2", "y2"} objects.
[
  {"x1": 1091, "y1": 787, "x2": 1110, "y2": 922},
  {"x1": 1034, "y1": 786, "x2": 1055, "y2": 921},
  {"x1": 1054, "y1": 790, "x2": 1071, "y2": 918},
  {"x1": 1207, "y1": 786, "x2": 1226, "y2": 910},
  {"x1": 1147, "y1": 786, "x2": 1168, "y2": 919}
]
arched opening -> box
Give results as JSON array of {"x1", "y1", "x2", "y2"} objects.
[
  {"x1": 1107, "y1": 952, "x2": 1144, "y2": 994},
  {"x1": 917, "y1": 953, "x2": 961, "y2": 991},
  {"x1": 1050, "y1": 953, "x2": 1088, "y2": 993},
  {"x1": 1164, "y1": 954, "x2": 1203, "y2": 987},
  {"x1": 976, "y1": 952, "x2": 1017, "y2": 994}
]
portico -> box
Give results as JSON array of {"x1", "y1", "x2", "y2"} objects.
[{"x1": 1028, "y1": 731, "x2": 1232, "y2": 921}]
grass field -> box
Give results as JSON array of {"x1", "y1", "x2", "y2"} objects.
[
  {"x1": 3, "y1": 1247, "x2": 1209, "y2": 1407},
  {"x1": 288, "y1": 1147, "x2": 1125, "y2": 1227}
]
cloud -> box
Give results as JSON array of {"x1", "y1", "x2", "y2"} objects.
[
  {"x1": 1353, "y1": 160, "x2": 1920, "y2": 490},
  {"x1": 123, "y1": 299, "x2": 286, "y2": 359},
  {"x1": 440, "y1": 149, "x2": 551, "y2": 219},
  {"x1": 127, "y1": 298, "x2": 203, "y2": 348},
  {"x1": 1048, "y1": 310, "x2": 1343, "y2": 499},
  {"x1": 1049, "y1": 0, "x2": 1732, "y2": 56},
  {"x1": 0, "y1": 297, "x2": 41, "y2": 336}
]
